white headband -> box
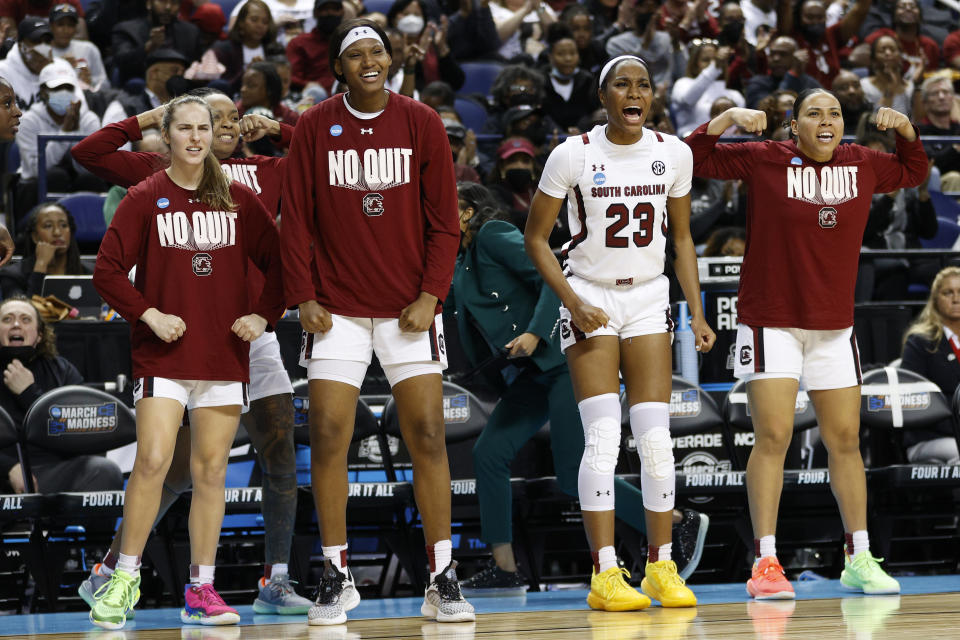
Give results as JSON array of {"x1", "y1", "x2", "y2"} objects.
[
  {"x1": 598, "y1": 55, "x2": 646, "y2": 88},
  {"x1": 338, "y1": 26, "x2": 385, "y2": 56}
]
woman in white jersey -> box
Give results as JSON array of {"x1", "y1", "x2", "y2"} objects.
[{"x1": 525, "y1": 55, "x2": 715, "y2": 612}]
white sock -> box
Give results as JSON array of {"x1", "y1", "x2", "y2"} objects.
[
  {"x1": 100, "y1": 563, "x2": 115, "y2": 576},
  {"x1": 654, "y1": 543, "x2": 672, "y2": 562},
  {"x1": 322, "y1": 544, "x2": 348, "y2": 572},
  {"x1": 758, "y1": 535, "x2": 776, "y2": 560},
  {"x1": 596, "y1": 546, "x2": 617, "y2": 573},
  {"x1": 851, "y1": 530, "x2": 870, "y2": 557},
  {"x1": 429, "y1": 539, "x2": 453, "y2": 582},
  {"x1": 269, "y1": 563, "x2": 288, "y2": 579},
  {"x1": 190, "y1": 564, "x2": 215, "y2": 585},
  {"x1": 116, "y1": 553, "x2": 140, "y2": 576}
]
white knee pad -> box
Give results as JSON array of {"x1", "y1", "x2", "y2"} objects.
[
  {"x1": 629, "y1": 402, "x2": 675, "y2": 512},
  {"x1": 577, "y1": 394, "x2": 621, "y2": 511}
]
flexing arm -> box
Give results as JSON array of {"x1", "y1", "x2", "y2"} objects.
[{"x1": 71, "y1": 109, "x2": 167, "y2": 186}]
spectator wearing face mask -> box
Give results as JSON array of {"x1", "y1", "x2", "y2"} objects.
[
  {"x1": 49, "y1": 3, "x2": 107, "y2": 92},
  {"x1": 778, "y1": 0, "x2": 871, "y2": 88},
  {"x1": 483, "y1": 65, "x2": 552, "y2": 141},
  {"x1": 539, "y1": 23, "x2": 597, "y2": 133},
  {"x1": 286, "y1": 0, "x2": 344, "y2": 94},
  {"x1": 386, "y1": 0, "x2": 464, "y2": 92},
  {"x1": 14, "y1": 59, "x2": 103, "y2": 220},
  {"x1": 0, "y1": 17, "x2": 55, "y2": 108}
]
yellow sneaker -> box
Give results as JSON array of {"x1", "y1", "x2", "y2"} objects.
[
  {"x1": 587, "y1": 567, "x2": 651, "y2": 611},
  {"x1": 640, "y1": 560, "x2": 697, "y2": 608}
]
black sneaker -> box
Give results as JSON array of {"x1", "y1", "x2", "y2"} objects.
[
  {"x1": 459, "y1": 559, "x2": 529, "y2": 597},
  {"x1": 672, "y1": 509, "x2": 709, "y2": 580}
]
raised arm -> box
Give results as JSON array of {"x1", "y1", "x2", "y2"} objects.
[{"x1": 71, "y1": 107, "x2": 167, "y2": 187}]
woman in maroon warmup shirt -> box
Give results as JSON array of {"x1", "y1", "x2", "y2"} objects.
[
  {"x1": 89, "y1": 94, "x2": 284, "y2": 629},
  {"x1": 687, "y1": 90, "x2": 927, "y2": 600}
]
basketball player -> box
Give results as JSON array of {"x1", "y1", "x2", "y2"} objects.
[
  {"x1": 281, "y1": 19, "x2": 473, "y2": 625},
  {"x1": 525, "y1": 55, "x2": 716, "y2": 612},
  {"x1": 72, "y1": 93, "x2": 311, "y2": 614},
  {"x1": 686, "y1": 92, "x2": 928, "y2": 599},
  {"x1": 89, "y1": 95, "x2": 285, "y2": 629}
]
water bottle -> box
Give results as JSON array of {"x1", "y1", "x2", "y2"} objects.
[{"x1": 674, "y1": 300, "x2": 699, "y2": 384}]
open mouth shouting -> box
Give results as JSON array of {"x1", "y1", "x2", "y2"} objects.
[{"x1": 623, "y1": 105, "x2": 644, "y2": 124}]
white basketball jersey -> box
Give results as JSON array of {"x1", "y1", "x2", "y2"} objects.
[{"x1": 539, "y1": 125, "x2": 693, "y2": 284}]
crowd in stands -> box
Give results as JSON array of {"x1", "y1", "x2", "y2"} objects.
[{"x1": 0, "y1": 0, "x2": 958, "y2": 484}]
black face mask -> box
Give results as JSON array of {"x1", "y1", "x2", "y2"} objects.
[
  {"x1": 504, "y1": 168, "x2": 533, "y2": 191},
  {"x1": 800, "y1": 23, "x2": 826, "y2": 43},
  {"x1": 635, "y1": 11, "x2": 654, "y2": 32},
  {"x1": 316, "y1": 15, "x2": 342, "y2": 35},
  {"x1": 0, "y1": 345, "x2": 37, "y2": 368},
  {"x1": 718, "y1": 20, "x2": 744, "y2": 46},
  {"x1": 507, "y1": 92, "x2": 536, "y2": 108}
]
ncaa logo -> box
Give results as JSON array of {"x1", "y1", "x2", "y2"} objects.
[
  {"x1": 818, "y1": 206, "x2": 838, "y2": 229},
  {"x1": 362, "y1": 192, "x2": 385, "y2": 216},
  {"x1": 192, "y1": 252, "x2": 213, "y2": 276},
  {"x1": 593, "y1": 172, "x2": 606, "y2": 185},
  {"x1": 651, "y1": 160, "x2": 666, "y2": 176},
  {"x1": 156, "y1": 197, "x2": 169, "y2": 209},
  {"x1": 739, "y1": 344, "x2": 752, "y2": 366},
  {"x1": 330, "y1": 124, "x2": 343, "y2": 136}
]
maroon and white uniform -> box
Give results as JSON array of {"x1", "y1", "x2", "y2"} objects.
[
  {"x1": 74, "y1": 116, "x2": 294, "y2": 402},
  {"x1": 281, "y1": 92, "x2": 459, "y2": 387},
  {"x1": 93, "y1": 173, "x2": 285, "y2": 392},
  {"x1": 687, "y1": 122, "x2": 929, "y2": 387}
]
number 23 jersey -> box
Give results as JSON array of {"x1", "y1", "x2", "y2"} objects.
[{"x1": 538, "y1": 125, "x2": 692, "y2": 284}]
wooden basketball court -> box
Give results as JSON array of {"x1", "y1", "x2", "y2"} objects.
[{"x1": 8, "y1": 578, "x2": 959, "y2": 639}]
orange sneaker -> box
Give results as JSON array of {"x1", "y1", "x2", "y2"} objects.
[{"x1": 746, "y1": 557, "x2": 795, "y2": 600}]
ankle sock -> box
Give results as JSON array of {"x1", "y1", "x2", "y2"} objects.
[
  {"x1": 592, "y1": 546, "x2": 617, "y2": 573},
  {"x1": 190, "y1": 564, "x2": 215, "y2": 586},
  {"x1": 846, "y1": 530, "x2": 869, "y2": 557},
  {"x1": 427, "y1": 539, "x2": 452, "y2": 582},
  {"x1": 322, "y1": 544, "x2": 348, "y2": 573},
  {"x1": 755, "y1": 535, "x2": 776, "y2": 560},
  {"x1": 116, "y1": 553, "x2": 141, "y2": 577},
  {"x1": 648, "y1": 542, "x2": 672, "y2": 563}
]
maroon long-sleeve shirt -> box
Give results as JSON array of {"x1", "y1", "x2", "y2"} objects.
[
  {"x1": 281, "y1": 92, "x2": 459, "y2": 316},
  {"x1": 93, "y1": 173, "x2": 285, "y2": 381}
]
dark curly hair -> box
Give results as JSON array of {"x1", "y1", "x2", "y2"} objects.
[
  {"x1": 457, "y1": 182, "x2": 511, "y2": 243},
  {"x1": 491, "y1": 65, "x2": 546, "y2": 109}
]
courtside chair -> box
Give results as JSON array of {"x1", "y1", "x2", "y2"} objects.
[
  {"x1": 57, "y1": 192, "x2": 108, "y2": 251},
  {"x1": 458, "y1": 61, "x2": 504, "y2": 99},
  {"x1": 21, "y1": 386, "x2": 137, "y2": 609},
  {"x1": 290, "y1": 380, "x2": 417, "y2": 596},
  {"x1": 859, "y1": 367, "x2": 958, "y2": 572},
  {"x1": 0, "y1": 405, "x2": 39, "y2": 613},
  {"x1": 381, "y1": 380, "x2": 491, "y2": 589}
]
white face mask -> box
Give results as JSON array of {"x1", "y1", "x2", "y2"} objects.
[
  {"x1": 27, "y1": 43, "x2": 53, "y2": 59},
  {"x1": 46, "y1": 88, "x2": 74, "y2": 116},
  {"x1": 396, "y1": 14, "x2": 424, "y2": 36}
]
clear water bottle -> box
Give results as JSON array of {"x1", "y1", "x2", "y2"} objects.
[{"x1": 674, "y1": 300, "x2": 699, "y2": 384}]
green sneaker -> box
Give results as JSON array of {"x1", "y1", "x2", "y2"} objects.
[
  {"x1": 840, "y1": 551, "x2": 900, "y2": 595},
  {"x1": 89, "y1": 568, "x2": 141, "y2": 630}
]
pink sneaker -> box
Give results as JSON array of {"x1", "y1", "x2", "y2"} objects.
[
  {"x1": 181, "y1": 583, "x2": 241, "y2": 625},
  {"x1": 746, "y1": 557, "x2": 795, "y2": 600}
]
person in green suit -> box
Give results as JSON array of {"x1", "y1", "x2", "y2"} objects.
[{"x1": 450, "y1": 183, "x2": 708, "y2": 596}]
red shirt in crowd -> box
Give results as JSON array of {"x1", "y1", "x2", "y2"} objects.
[
  {"x1": 94, "y1": 173, "x2": 285, "y2": 381},
  {"x1": 942, "y1": 30, "x2": 960, "y2": 68},
  {"x1": 794, "y1": 23, "x2": 845, "y2": 88},
  {"x1": 286, "y1": 29, "x2": 336, "y2": 93},
  {"x1": 865, "y1": 28, "x2": 940, "y2": 71},
  {"x1": 281, "y1": 92, "x2": 459, "y2": 317},
  {"x1": 686, "y1": 123, "x2": 928, "y2": 330}
]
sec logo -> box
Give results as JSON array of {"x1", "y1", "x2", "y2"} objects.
[{"x1": 651, "y1": 160, "x2": 666, "y2": 176}]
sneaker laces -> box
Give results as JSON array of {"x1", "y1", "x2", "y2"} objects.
[
  {"x1": 267, "y1": 574, "x2": 299, "y2": 596},
  {"x1": 96, "y1": 571, "x2": 136, "y2": 609},
  {"x1": 655, "y1": 561, "x2": 687, "y2": 588},
  {"x1": 315, "y1": 564, "x2": 346, "y2": 605},
  {"x1": 850, "y1": 551, "x2": 886, "y2": 577},
  {"x1": 756, "y1": 559, "x2": 786, "y2": 579},
  {"x1": 600, "y1": 567, "x2": 633, "y2": 592},
  {"x1": 435, "y1": 563, "x2": 465, "y2": 602},
  {"x1": 192, "y1": 583, "x2": 227, "y2": 608}
]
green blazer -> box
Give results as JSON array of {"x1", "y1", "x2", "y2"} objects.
[{"x1": 447, "y1": 220, "x2": 566, "y2": 381}]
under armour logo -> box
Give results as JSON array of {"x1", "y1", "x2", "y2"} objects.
[
  {"x1": 662, "y1": 491, "x2": 673, "y2": 499},
  {"x1": 360, "y1": 128, "x2": 373, "y2": 134},
  {"x1": 595, "y1": 490, "x2": 611, "y2": 497},
  {"x1": 592, "y1": 164, "x2": 605, "y2": 172}
]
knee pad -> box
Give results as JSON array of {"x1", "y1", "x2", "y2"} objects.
[
  {"x1": 583, "y1": 416, "x2": 621, "y2": 474},
  {"x1": 637, "y1": 426, "x2": 674, "y2": 481}
]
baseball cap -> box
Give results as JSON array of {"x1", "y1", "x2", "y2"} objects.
[
  {"x1": 145, "y1": 48, "x2": 190, "y2": 69},
  {"x1": 39, "y1": 58, "x2": 77, "y2": 89},
  {"x1": 49, "y1": 3, "x2": 79, "y2": 23},
  {"x1": 443, "y1": 118, "x2": 466, "y2": 140},
  {"x1": 18, "y1": 16, "x2": 52, "y2": 42},
  {"x1": 190, "y1": 2, "x2": 226, "y2": 36},
  {"x1": 502, "y1": 104, "x2": 538, "y2": 128},
  {"x1": 497, "y1": 136, "x2": 536, "y2": 160}
]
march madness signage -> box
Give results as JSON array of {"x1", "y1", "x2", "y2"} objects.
[{"x1": 48, "y1": 402, "x2": 119, "y2": 435}]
